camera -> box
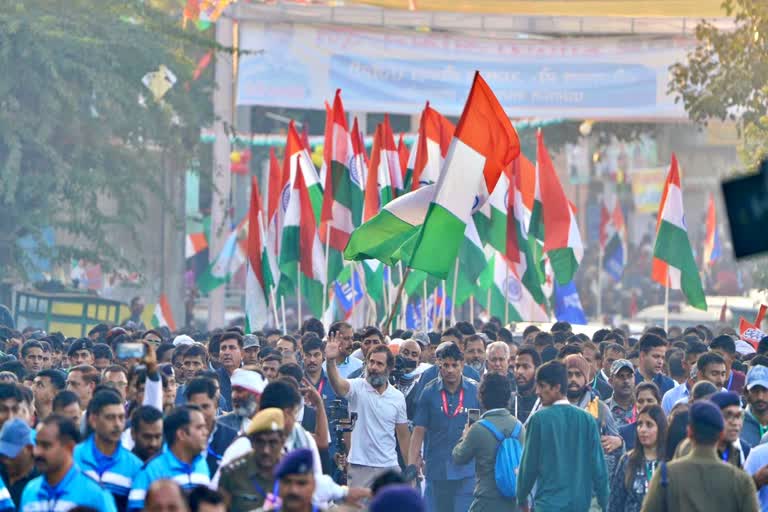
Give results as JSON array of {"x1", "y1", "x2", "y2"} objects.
[
  {"x1": 328, "y1": 399, "x2": 357, "y2": 484},
  {"x1": 390, "y1": 354, "x2": 418, "y2": 385}
]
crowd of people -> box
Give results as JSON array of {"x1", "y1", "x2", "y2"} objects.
[{"x1": 0, "y1": 315, "x2": 767, "y2": 511}]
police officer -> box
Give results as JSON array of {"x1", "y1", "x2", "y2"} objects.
[
  {"x1": 642, "y1": 401, "x2": 759, "y2": 512},
  {"x1": 217, "y1": 408, "x2": 286, "y2": 511},
  {"x1": 256, "y1": 448, "x2": 320, "y2": 512}
]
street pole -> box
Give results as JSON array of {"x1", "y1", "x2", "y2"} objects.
[{"x1": 208, "y1": 15, "x2": 234, "y2": 330}]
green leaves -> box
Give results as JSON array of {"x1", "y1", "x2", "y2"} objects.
[{"x1": 0, "y1": 1, "x2": 213, "y2": 279}]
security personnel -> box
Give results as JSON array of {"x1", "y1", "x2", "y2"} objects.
[
  {"x1": 256, "y1": 448, "x2": 321, "y2": 512},
  {"x1": 74, "y1": 389, "x2": 142, "y2": 511},
  {"x1": 21, "y1": 415, "x2": 117, "y2": 512},
  {"x1": 218, "y1": 408, "x2": 286, "y2": 512},
  {"x1": 408, "y1": 342, "x2": 480, "y2": 512},
  {"x1": 128, "y1": 406, "x2": 210, "y2": 511},
  {"x1": 642, "y1": 401, "x2": 759, "y2": 512}
]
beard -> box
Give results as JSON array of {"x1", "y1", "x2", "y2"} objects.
[
  {"x1": 566, "y1": 385, "x2": 586, "y2": 401},
  {"x1": 234, "y1": 401, "x2": 258, "y2": 419},
  {"x1": 516, "y1": 378, "x2": 534, "y2": 394},
  {"x1": 367, "y1": 373, "x2": 389, "y2": 388},
  {"x1": 468, "y1": 361, "x2": 485, "y2": 373}
]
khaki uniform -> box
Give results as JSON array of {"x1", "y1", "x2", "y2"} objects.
[
  {"x1": 641, "y1": 445, "x2": 759, "y2": 512},
  {"x1": 218, "y1": 452, "x2": 274, "y2": 512}
]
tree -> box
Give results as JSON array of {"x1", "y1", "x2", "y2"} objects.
[
  {"x1": 0, "y1": 1, "x2": 213, "y2": 280},
  {"x1": 669, "y1": 0, "x2": 768, "y2": 169}
]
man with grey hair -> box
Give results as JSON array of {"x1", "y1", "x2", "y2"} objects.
[{"x1": 486, "y1": 341, "x2": 517, "y2": 395}]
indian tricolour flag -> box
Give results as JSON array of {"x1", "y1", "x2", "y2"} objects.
[
  {"x1": 279, "y1": 155, "x2": 327, "y2": 317},
  {"x1": 537, "y1": 130, "x2": 583, "y2": 285},
  {"x1": 320, "y1": 90, "x2": 363, "y2": 284},
  {"x1": 409, "y1": 72, "x2": 520, "y2": 280},
  {"x1": 364, "y1": 124, "x2": 395, "y2": 218},
  {"x1": 652, "y1": 154, "x2": 707, "y2": 310},
  {"x1": 196, "y1": 218, "x2": 247, "y2": 294},
  {"x1": 284, "y1": 121, "x2": 324, "y2": 225},
  {"x1": 345, "y1": 185, "x2": 435, "y2": 265},
  {"x1": 151, "y1": 293, "x2": 176, "y2": 331},
  {"x1": 245, "y1": 176, "x2": 273, "y2": 332},
  {"x1": 447, "y1": 217, "x2": 487, "y2": 307},
  {"x1": 267, "y1": 146, "x2": 286, "y2": 273},
  {"x1": 474, "y1": 166, "x2": 510, "y2": 254},
  {"x1": 479, "y1": 252, "x2": 549, "y2": 322},
  {"x1": 405, "y1": 102, "x2": 455, "y2": 191},
  {"x1": 382, "y1": 115, "x2": 404, "y2": 197},
  {"x1": 508, "y1": 157, "x2": 547, "y2": 307}
]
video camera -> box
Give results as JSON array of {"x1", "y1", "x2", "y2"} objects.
[
  {"x1": 328, "y1": 399, "x2": 358, "y2": 484},
  {"x1": 390, "y1": 354, "x2": 418, "y2": 385}
]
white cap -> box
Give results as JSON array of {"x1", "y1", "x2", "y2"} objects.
[
  {"x1": 172, "y1": 334, "x2": 195, "y2": 347},
  {"x1": 231, "y1": 369, "x2": 267, "y2": 395}
]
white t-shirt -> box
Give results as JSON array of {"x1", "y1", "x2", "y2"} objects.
[{"x1": 345, "y1": 378, "x2": 407, "y2": 468}]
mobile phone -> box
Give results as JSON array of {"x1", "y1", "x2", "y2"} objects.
[
  {"x1": 467, "y1": 408, "x2": 481, "y2": 425},
  {"x1": 116, "y1": 342, "x2": 146, "y2": 360}
]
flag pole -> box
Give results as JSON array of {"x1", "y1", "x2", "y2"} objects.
[
  {"x1": 398, "y1": 263, "x2": 407, "y2": 330},
  {"x1": 597, "y1": 244, "x2": 603, "y2": 323},
  {"x1": 384, "y1": 268, "x2": 411, "y2": 335},
  {"x1": 270, "y1": 288, "x2": 280, "y2": 329},
  {"x1": 470, "y1": 295, "x2": 475, "y2": 326},
  {"x1": 322, "y1": 229, "x2": 330, "y2": 315},
  {"x1": 297, "y1": 262, "x2": 303, "y2": 325},
  {"x1": 487, "y1": 287, "x2": 492, "y2": 322},
  {"x1": 441, "y1": 281, "x2": 447, "y2": 329},
  {"x1": 382, "y1": 267, "x2": 390, "y2": 327},
  {"x1": 281, "y1": 295, "x2": 287, "y2": 334},
  {"x1": 356, "y1": 262, "x2": 370, "y2": 329},
  {"x1": 664, "y1": 268, "x2": 670, "y2": 332},
  {"x1": 504, "y1": 261, "x2": 510, "y2": 326},
  {"x1": 451, "y1": 258, "x2": 459, "y2": 325},
  {"x1": 422, "y1": 280, "x2": 428, "y2": 331}
]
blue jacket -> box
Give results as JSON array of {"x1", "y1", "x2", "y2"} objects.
[
  {"x1": 0, "y1": 476, "x2": 12, "y2": 512},
  {"x1": 21, "y1": 464, "x2": 117, "y2": 512},
  {"x1": 74, "y1": 435, "x2": 143, "y2": 511},
  {"x1": 414, "y1": 377, "x2": 480, "y2": 481},
  {"x1": 128, "y1": 449, "x2": 210, "y2": 511}
]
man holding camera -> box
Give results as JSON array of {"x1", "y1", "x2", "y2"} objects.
[
  {"x1": 325, "y1": 335, "x2": 410, "y2": 488},
  {"x1": 408, "y1": 342, "x2": 479, "y2": 512}
]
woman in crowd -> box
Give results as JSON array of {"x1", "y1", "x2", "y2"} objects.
[{"x1": 609, "y1": 405, "x2": 667, "y2": 512}]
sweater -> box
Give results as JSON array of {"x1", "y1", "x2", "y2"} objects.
[
  {"x1": 517, "y1": 402, "x2": 608, "y2": 512},
  {"x1": 452, "y1": 408, "x2": 523, "y2": 511}
]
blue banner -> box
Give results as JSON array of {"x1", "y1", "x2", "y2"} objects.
[{"x1": 238, "y1": 23, "x2": 694, "y2": 119}]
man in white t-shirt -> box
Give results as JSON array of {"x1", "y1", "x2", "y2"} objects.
[{"x1": 325, "y1": 335, "x2": 410, "y2": 488}]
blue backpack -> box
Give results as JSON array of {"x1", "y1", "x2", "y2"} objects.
[{"x1": 478, "y1": 419, "x2": 523, "y2": 498}]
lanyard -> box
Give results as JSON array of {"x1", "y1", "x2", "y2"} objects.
[
  {"x1": 630, "y1": 404, "x2": 638, "y2": 424},
  {"x1": 726, "y1": 371, "x2": 734, "y2": 391},
  {"x1": 207, "y1": 444, "x2": 222, "y2": 461},
  {"x1": 250, "y1": 477, "x2": 268, "y2": 499},
  {"x1": 317, "y1": 378, "x2": 325, "y2": 396},
  {"x1": 441, "y1": 388, "x2": 464, "y2": 417}
]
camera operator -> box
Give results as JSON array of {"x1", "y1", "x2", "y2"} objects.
[{"x1": 325, "y1": 335, "x2": 410, "y2": 488}]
